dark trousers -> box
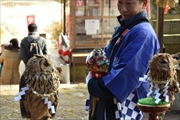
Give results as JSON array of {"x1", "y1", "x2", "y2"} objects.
[{"x1": 89, "y1": 97, "x2": 115, "y2": 120}]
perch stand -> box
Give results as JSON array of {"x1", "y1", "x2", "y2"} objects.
[{"x1": 137, "y1": 103, "x2": 170, "y2": 120}]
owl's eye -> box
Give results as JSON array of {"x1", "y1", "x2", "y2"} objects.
[{"x1": 43, "y1": 62, "x2": 49, "y2": 67}]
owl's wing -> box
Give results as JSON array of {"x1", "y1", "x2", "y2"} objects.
[{"x1": 19, "y1": 73, "x2": 30, "y2": 118}]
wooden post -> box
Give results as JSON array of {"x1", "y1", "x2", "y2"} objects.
[
  {"x1": 156, "y1": 7, "x2": 165, "y2": 53},
  {"x1": 70, "y1": 0, "x2": 76, "y2": 49},
  {"x1": 63, "y1": 0, "x2": 66, "y2": 35}
]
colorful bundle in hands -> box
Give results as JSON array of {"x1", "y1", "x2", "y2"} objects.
[{"x1": 86, "y1": 48, "x2": 109, "y2": 78}]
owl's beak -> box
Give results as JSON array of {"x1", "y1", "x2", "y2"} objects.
[
  {"x1": 161, "y1": 59, "x2": 168, "y2": 65},
  {"x1": 52, "y1": 66, "x2": 57, "y2": 72},
  {"x1": 95, "y1": 52, "x2": 99, "y2": 56}
]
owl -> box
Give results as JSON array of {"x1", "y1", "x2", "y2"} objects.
[
  {"x1": 19, "y1": 54, "x2": 63, "y2": 120},
  {"x1": 86, "y1": 48, "x2": 109, "y2": 78},
  {"x1": 148, "y1": 53, "x2": 180, "y2": 102}
]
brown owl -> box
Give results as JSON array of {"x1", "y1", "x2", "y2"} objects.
[
  {"x1": 19, "y1": 54, "x2": 63, "y2": 120},
  {"x1": 148, "y1": 53, "x2": 180, "y2": 102}
]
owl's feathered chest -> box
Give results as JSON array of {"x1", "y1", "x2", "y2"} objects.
[{"x1": 22, "y1": 71, "x2": 60, "y2": 96}]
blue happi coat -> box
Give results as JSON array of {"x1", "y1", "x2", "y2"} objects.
[{"x1": 87, "y1": 9, "x2": 160, "y2": 120}]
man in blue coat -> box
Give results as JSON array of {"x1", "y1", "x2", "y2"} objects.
[{"x1": 87, "y1": 0, "x2": 160, "y2": 119}]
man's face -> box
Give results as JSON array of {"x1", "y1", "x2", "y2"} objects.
[{"x1": 117, "y1": 0, "x2": 146, "y2": 19}]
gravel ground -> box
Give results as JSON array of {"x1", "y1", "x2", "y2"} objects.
[
  {"x1": 0, "y1": 84, "x2": 180, "y2": 120},
  {"x1": 0, "y1": 84, "x2": 89, "y2": 120}
]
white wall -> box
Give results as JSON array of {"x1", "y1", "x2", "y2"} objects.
[{"x1": 1, "y1": 1, "x2": 62, "y2": 44}]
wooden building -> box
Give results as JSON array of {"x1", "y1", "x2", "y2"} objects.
[
  {"x1": 69, "y1": 0, "x2": 119, "y2": 50},
  {"x1": 64, "y1": 0, "x2": 180, "y2": 82},
  {"x1": 68, "y1": 0, "x2": 120, "y2": 82}
]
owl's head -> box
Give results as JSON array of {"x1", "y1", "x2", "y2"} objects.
[
  {"x1": 26, "y1": 54, "x2": 56, "y2": 74},
  {"x1": 149, "y1": 53, "x2": 175, "y2": 80},
  {"x1": 92, "y1": 48, "x2": 104, "y2": 60},
  {"x1": 23, "y1": 54, "x2": 62, "y2": 95}
]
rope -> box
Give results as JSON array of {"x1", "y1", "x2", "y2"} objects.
[{"x1": 147, "y1": 65, "x2": 177, "y2": 84}]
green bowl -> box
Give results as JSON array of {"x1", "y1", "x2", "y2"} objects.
[{"x1": 138, "y1": 98, "x2": 168, "y2": 105}]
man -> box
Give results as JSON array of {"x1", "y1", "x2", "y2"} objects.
[
  {"x1": 20, "y1": 23, "x2": 48, "y2": 65},
  {"x1": 87, "y1": 0, "x2": 160, "y2": 120}
]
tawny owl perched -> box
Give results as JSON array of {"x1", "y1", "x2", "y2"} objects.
[
  {"x1": 19, "y1": 55, "x2": 63, "y2": 120},
  {"x1": 147, "y1": 53, "x2": 180, "y2": 103}
]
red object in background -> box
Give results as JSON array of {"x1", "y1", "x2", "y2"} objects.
[
  {"x1": 145, "y1": 0, "x2": 151, "y2": 18},
  {"x1": 164, "y1": 5, "x2": 170, "y2": 14},
  {"x1": 27, "y1": 15, "x2": 35, "y2": 26},
  {"x1": 94, "y1": 0, "x2": 100, "y2": 8},
  {"x1": 58, "y1": 33, "x2": 71, "y2": 64},
  {"x1": 94, "y1": 0, "x2": 100, "y2": 4},
  {"x1": 76, "y1": 0, "x2": 86, "y2": 6},
  {"x1": 146, "y1": 4, "x2": 149, "y2": 15}
]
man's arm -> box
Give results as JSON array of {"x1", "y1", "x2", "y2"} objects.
[
  {"x1": 20, "y1": 39, "x2": 28, "y2": 65},
  {"x1": 42, "y1": 38, "x2": 48, "y2": 55},
  {"x1": 88, "y1": 78, "x2": 114, "y2": 99}
]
